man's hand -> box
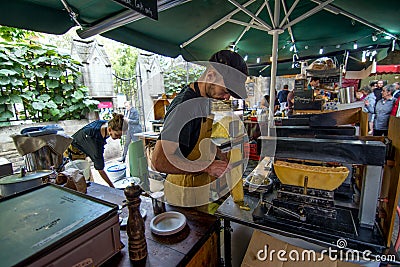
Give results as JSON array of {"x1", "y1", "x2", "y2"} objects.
[{"x1": 204, "y1": 159, "x2": 230, "y2": 178}]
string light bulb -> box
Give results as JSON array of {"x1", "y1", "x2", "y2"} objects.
[
  {"x1": 361, "y1": 51, "x2": 366, "y2": 62},
  {"x1": 244, "y1": 54, "x2": 248, "y2": 61},
  {"x1": 257, "y1": 57, "x2": 260, "y2": 63},
  {"x1": 319, "y1": 47, "x2": 324, "y2": 54},
  {"x1": 353, "y1": 42, "x2": 358, "y2": 49},
  {"x1": 372, "y1": 33, "x2": 378, "y2": 42}
]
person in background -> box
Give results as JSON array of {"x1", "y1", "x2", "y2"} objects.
[
  {"x1": 260, "y1": 93, "x2": 269, "y2": 109},
  {"x1": 260, "y1": 92, "x2": 279, "y2": 113},
  {"x1": 66, "y1": 113, "x2": 127, "y2": 187},
  {"x1": 392, "y1": 82, "x2": 400, "y2": 99},
  {"x1": 358, "y1": 86, "x2": 376, "y2": 135},
  {"x1": 374, "y1": 80, "x2": 385, "y2": 103},
  {"x1": 277, "y1": 84, "x2": 290, "y2": 105},
  {"x1": 307, "y1": 77, "x2": 320, "y2": 90},
  {"x1": 287, "y1": 89, "x2": 295, "y2": 116},
  {"x1": 119, "y1": 101, "x2": 142, "y2": 163},
  {"x1": 365, "y1": 84, "x2": 395, "y2": 136}
]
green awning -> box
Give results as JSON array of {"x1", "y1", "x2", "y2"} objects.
[{"x1": 1, "y1": 0, "x2": 399, "y2": 76}]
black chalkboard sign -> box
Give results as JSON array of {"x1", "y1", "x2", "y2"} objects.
[
  {"x1": 294, "y1": 79, "x2": 306, "y2": 91},
  {"x1": 320, "y1": 76, "x2": 340, "y2": 84},
  {"x1": 112, "y1": 0, "x2": 158, "y2": 20},
  {"x1": 294, "y1": 90, "x2": 313, "y2": 100}
]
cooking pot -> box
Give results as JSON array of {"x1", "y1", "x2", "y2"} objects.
[
  {"x1": 0, "y1": 170, "x2": 51, "y2": 197},
  {"x1": 339, "y1": 87, "x2": 355, "y2": 104}
]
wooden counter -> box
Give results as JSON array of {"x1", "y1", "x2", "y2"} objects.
[{"x1": 86, "y1": 183, "x2": 220, "y2": 267}]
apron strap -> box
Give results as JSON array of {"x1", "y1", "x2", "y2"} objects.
[{"x1": 193, "y1": 82, "x2": 201, "y2": 96}]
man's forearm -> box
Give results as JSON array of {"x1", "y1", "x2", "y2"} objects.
[{"x1": 151, "y1": 140, "x2": 228, "y2": 177}]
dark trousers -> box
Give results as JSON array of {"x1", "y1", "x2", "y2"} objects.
[{"x1": 373, "y1": 129, "x2": 388, "y2": 136}]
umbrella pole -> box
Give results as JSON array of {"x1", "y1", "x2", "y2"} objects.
[{"x1": 267, "y1": 0, "x2": 283, "y2": 136}]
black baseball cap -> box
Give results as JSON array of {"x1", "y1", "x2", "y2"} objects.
[{"x1": 208, "y1": 50, "x2": 248, "y2": 99}]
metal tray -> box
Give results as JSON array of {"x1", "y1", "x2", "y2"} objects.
[{"x1": 0, "y1": 184, "x2": 119, "y2": 267}]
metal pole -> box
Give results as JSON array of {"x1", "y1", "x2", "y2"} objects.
[
  {"x1": 267, "y1": 0, "x2": 282, "y2": 135},
  {"x1": 136, "y1": 62, "x2": 146, "y2": 131}
]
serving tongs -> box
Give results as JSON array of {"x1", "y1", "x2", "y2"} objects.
[{"x1": 262, "y1": 200, "x2": 306, "y2": 222}]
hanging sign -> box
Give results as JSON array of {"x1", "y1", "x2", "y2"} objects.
[
  {"x1": 98, "y1": 102, "x2": 113, "y2": 109},
  {"x1": 112, "y1": 0, "x2": 158, "y2": 20}
]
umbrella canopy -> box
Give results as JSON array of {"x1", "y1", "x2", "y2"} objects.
[
  {"x1": 375, "y1": 65, "x2": 400, "y2": 74},
  {"x1": 1, "y1": 0, "x2": 399, "y2": 77}
]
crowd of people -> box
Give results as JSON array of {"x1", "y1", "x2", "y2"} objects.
[
  {"x1": 259, "y1": 78, "x2": 400, "y2": 136},
  {"x1": 359, "y1": 80, "x2": 399, "y2": 136},
  {"x1": 65, "y1": 62, "x2": 400, "y2": 188}
]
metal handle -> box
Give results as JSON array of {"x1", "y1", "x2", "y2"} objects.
[{"x1": 264, "y1": 200, "x2": 306, "y2": 222}]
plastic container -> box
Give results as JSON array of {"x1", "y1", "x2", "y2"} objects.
[
  {"x1": 64, "y1": 160, "x2": 91, "y2": 181},
  {"x1": 106, "y1": 164, "x2": 126, "y2": 182}
]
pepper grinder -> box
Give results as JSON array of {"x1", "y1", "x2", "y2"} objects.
[{"x1": 124, "y1": 183, "x2": 148, "y2": 261}]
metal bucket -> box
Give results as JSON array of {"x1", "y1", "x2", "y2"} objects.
[
  {"x1": 339, "y1": 87, "x2": 355, "y2": 104},
  {"x1": 24, "y1": 145, "x2": 63, "y2": 172}
]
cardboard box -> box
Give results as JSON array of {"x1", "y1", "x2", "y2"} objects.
[{"x1": 241, "y1": 230, "x2": 362, "y2": 267}]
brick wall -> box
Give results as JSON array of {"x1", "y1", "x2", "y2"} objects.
[{"x1": 0, "y1": 120, "x2": 122, "y2": 173}]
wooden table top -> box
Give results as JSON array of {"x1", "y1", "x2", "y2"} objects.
[{"x1": 86, "y1": 183, "x2": 219, "y2": 267}]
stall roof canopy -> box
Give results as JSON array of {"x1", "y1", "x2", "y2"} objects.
[{"x1": 1, "y1": 0, "x2": 399, "y2": 76}]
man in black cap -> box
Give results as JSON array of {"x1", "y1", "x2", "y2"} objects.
[{"x1": 151, "y1": 50, "x2": 248, "y2": 210}]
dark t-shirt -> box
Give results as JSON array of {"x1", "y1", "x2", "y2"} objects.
[
  {"x1": 160, "y1": 85, "x2": 204, "y2": 158},
  {"x1": 72, "y1": 120, "x2": 108, "y2": 170},
  {"x1": 277, "y1": 90, "x2": 289, "y2": 104},
  {"x1": 374, "y1": 87, "x2": 383, "y2": 102}
]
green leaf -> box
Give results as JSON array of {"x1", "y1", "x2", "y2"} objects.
[
  {"x1": 0, "y1": 61, "x2": 13, "y2": 66},
  {"x1": 8, "y1": 54, "x2": 28, "y2": 66},
  {"x1": 21, "y1": 90, "x2": 34, "y2": 99},
  {"x1": 43, "y1": 113, "x2": 51, "y2": 120},
  {"x1": 48, "y1": 68, "x2": 63, "y2": 78},
  {"x1": 49, "y1": 108, "x2": 60, "y2": 116},
  {"x1": 32, "y1": 102, "x2": 45, "y2": 110},
  {"x1": 62, "y1": 84, "x2": 73, "y2": 91},
  {"x1": 0, "y1": 53, "x2": 9, "y2": 61},
  {"x1": 10, "y1": 95, "x2": 23, "y2": 104},
  {"x1": 53, "y1": 95, "x2": 64, "y2": 104},
  {"x1": 0, "y1": 69, "x2": 18, "y2": 76},
  {"x1": 31, "y1": 56, "x2": 49, "y2": 65},
  {"x1": 14, "y1": 47, "x2": 28, "y2": 58},
  {"x1": 72, "y1": 90, "x2": 84, "y2": 101},
  {"x1": 34, "y1": 68, "x2": 47, "y2": 77},
  {"x1": 10, "y1": 77, "x2": 23, "y2": 87},
  {"x1": 79, "y1": 86, "x2": 89, "y2": 93},
  {"x1": 38, "y1": 94, "x2": 51, "y2": 102},
  {"x1": 23, "y1": 69, "x2": 34, "y2": 78},
  {"x1": 46, "y1": 79, "x2": 59, "y2": 89},
  {"x1": 0, "y1": 95, "x2": 10, "y2": 104},
  {"x1": 83, "y1": 99, "x2": 100, "y2": 106},
  {"x1": 32, "y1": 48, "x2": 47, "y2": 55},
  {"x1": 0, "y1": 76, "x2": 10, "y2": 85},
  {"x1": 45, "y1": 101, "x2": 58, "y2": 109},
  {"x1": 0, "y1": 110, "x2": 13, "y2": 120}
]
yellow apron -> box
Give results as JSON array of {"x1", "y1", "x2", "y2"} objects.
[
  {"x1": 164, "y1": 117, "x2": 216, "y2": 210},
  {"x1": 164, "y1": 115, "x2": 245, "y2": 211}
]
